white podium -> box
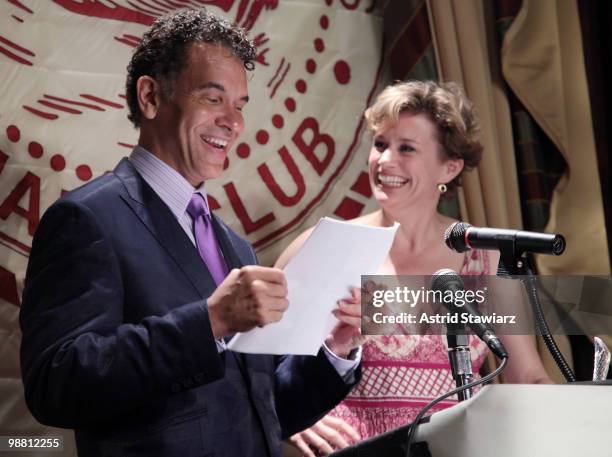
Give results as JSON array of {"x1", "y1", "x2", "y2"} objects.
[
  {"x1": 332, "y1": 384, "x2": 612, "y2": 457},
  {"x1": 417, "y1": 384, "x2": 612, "y2": 457}
]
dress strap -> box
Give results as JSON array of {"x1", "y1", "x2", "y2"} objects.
[{"x1": 459, "y1": 249, "x2": 491, "y2": 275}]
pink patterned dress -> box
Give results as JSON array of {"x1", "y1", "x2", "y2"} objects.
[{"x1": 329, "y1": 249, "x2": 491, "y2": 439}]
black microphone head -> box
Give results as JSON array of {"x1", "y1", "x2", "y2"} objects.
[
  {"x1": 444, "y1": 222, "x2": 472, "y2": 253},
  {"x1": 430, "y1": 268, "x2": 465, "y2": 292},
  {"x1": 551, "y1": 234, "x2": 566, "y2": 256}
]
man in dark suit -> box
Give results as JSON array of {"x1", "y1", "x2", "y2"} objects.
[{"x1": 20, "y1": 9, "x2": 362, "y2": 457}]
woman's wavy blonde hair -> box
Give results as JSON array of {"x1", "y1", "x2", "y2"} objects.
[{"x1": 364, "y1": 80, "x2": 483, "y2": 197}]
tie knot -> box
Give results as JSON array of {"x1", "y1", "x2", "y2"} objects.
[{"x1": 187, "y1": 193, "x2": 209, "y2": 219}]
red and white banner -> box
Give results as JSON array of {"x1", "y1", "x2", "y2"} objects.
[{"x1": 0, "y1": 0, "x2": 383, "y2": 446}]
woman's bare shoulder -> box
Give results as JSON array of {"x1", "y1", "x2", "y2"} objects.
[
  {"x1": 348, "y1": 211, "x2": 382, "y2": 226},
  {"x1": 274, "y1": 227, "x2": 315, "y2": 268}
]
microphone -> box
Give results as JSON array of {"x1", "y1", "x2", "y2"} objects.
[
  {"x1": 444, "y1": 221, "x2": 566, "y2": 256},
  {"x1": 431, "y1": 269, "x2": 508, "y2": 359}
]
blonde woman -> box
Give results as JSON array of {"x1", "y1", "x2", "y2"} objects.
[{"x1": 278, "y1": 81, "x2": 552, "y2": 456}]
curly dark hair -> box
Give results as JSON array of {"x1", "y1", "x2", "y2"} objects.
[
  {"x1": 125, "y1": 8, "x2": 256, "y2": 128},
  {"x1": 364, "y1": 80, "x2": 484, "y2": 198}
]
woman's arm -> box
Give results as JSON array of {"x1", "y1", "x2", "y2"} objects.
[{"x1": 499, "y1": 334, "x2": 553, "y2": 384}]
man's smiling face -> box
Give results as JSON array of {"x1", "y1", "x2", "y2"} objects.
[{"x1": 149, "y1": 42, "x2": 249, "y2": 186}]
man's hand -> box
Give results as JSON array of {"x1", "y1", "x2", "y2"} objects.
[
  {"x1": 325, "y1": 287, "x2": 364, "y2": 359},
  {"x1": 207, "y1": 266, "x2": 288, "y2": 338},
  {"x1": 288, "y1": 415, "x2": 360, "y2": 456}
]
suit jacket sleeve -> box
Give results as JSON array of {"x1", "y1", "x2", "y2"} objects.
[
  {"x1": 274, "y1": 350, "x2": 361, "y2": 438},
  {"x1": 20, "y1": 200, "x2": 224, "y2": 428}
]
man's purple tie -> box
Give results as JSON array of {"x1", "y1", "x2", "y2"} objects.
[{"x1": 187, "y1": 193, "x2": 228, "y2": 285}]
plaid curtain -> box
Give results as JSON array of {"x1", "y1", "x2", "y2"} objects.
[{"x1": 494, "y1": 0, "x2": 566, "y2": 232}]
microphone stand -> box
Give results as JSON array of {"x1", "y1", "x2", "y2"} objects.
[
  {"x1": 496, "y1": 240, "x2": 576, "y2": 383},
  {"x1": 520, "y1": 262, "x2": 576, "y2": 382},
  {"x1": 446, "y1": 323, "x2": 473, "y2": 401}
]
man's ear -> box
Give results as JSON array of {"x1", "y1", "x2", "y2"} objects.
[{"x1": 136, "y1": 76, "x2": 162, "y2": 120}]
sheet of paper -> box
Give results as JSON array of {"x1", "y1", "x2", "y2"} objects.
[{"x1": 227, "y1": 217, "x2": 398, "y2": 355}]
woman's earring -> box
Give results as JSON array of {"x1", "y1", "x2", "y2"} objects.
[{"x1": 438, "y1": 183, "x2": 447, "y2": 194}]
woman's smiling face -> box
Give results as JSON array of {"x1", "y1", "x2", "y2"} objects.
[{"x1": 368, "y1": 111, "x2": 463, "y2": 210}]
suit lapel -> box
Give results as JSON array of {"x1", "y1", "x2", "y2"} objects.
[
  {"x1": 113, "y1": 158, "x2": 217, "y2": 299},
  {"x1": 210, "y1": 214, "x2": 252, "y2": 271}
]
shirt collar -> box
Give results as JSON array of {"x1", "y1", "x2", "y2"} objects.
[{"x1": 129, "y1": 145, "x2": 210, "y2": 218}]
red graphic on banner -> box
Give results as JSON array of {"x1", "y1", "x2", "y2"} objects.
[
  {"x1": 50, "y1": 154, "x2": 66, "y2": 171},
  {"x1": 334, "y1": 196, "x2": 365, "y2": 220},
  {"x1": 79, "y1": 94, "x2": 124, "y2": 108},
  {"x1": 319, "y1": 14, "x2": 328, "y2": 29},
  {"x1": 252, "y1": 32, "x2": 270, "y2": 65},
  {"x1": 76, "y1": 165, "x2": 93, "y2": 181},
  {"x1": 270, "y1": 61, "x2": 290, "y2": 98},
  {"x1": 114, "y1": 34, "x2": 141, "y2": 47},
  {"x1": 0, "y1": 267, "x2": 20, "y2": 307},
  {"x1": 314, "y1": 38, "x2": 324, "y2": 53},
  {"x1": 267, "y1": 57, "x2": 284, "y2": 86},
  {"x1": 0, "y1": 172, "x2": 41, "y2": 237},
  {"x1": 51, "y1": 1, "x2": 273, "y2": 62},
  {"x1": 52, "y1": 0, "x2": 155, "y2": 26},
  {"x1": 271, "y1": 114, "x2": 283, "y2": 129},
  {"x1": 22, "y1": 106, "x2": 59, "y2": 120},
  {"x1": 224, "y1": 182, "x2": 275, "y2": 234},
  {"x1": 333, "y1": 60, "x2": 351, "y2": 84},
  {"x1": 44, "y1": 95, "x2": 106, "y2": 111},
  {"x1": 23, "y1": 92, "x2": 124, "y2": 119},
  {"x1": 28, "y1": 142, "x2": 43, "y2": 158},
  {"x1": 256, "y1": 129, "x2": 269, "y2": 145},
  {"x1": 0, "y1": 230, "x2": 31, "y2": 256},
  {"x1": 257, "y1": 146, "x2": 305, "y2": 206},
  {"x1": 350, "y1": 171, "x2": 372, "y2": 198},
  {"x1": 0, "y1": 150, "x2": 8, "y2": 174},
  {"x1": 237, "y1": 0, "x2": 277, "y2": 30},
  {"x1": 6, "y1": 125, "x2": 20, "y2": 143},
  {"x1": 207, "y1": 194, "x2": 221, "y2": 210},
  {"x1": 0, "y1": 150, "x2": 35, "y2": 256},
  {"x1": 0, "y1": 34, "x2": 35, "y2": 66},
  {"x1": 284, "y1": 97, "x2": 296, "y2": 112},
  {"x1": 1, "y1": 123, "x2": 96, "y2": 232},
  {"x1": 52, "y1": 0, "x2": 277, "y2": 32},
  {"x1": 295, "y1": 79, "x2": 306, "y2": 94},
  {"x1": 8, "y1": 0, "x2": 34, "y2": 14},
  {"x1": 37, "y1": 100, "x2": 82, "y2": 114},
  {"x1": 340, "y1": 0, "x2": 361, "y2": 10},
  {"x1": 292, "y1": 117, "x2": 334, "y2": 176},
  {"x1": 125, "y1": 0, "x2": 167, "y2": 16},
  {"x1": 305, "y1": 58, "x2": 316, "y2": 74},
  {"x1": 250, "y1": 58, "x2": 384, "y2": 249},
  {"x1": 236, "y1": 143, "x2": 250, "y2": 158}
]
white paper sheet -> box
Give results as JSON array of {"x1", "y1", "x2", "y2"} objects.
[{"x1": 227, "y1": 217, "x2": 398, "y2": 355}]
